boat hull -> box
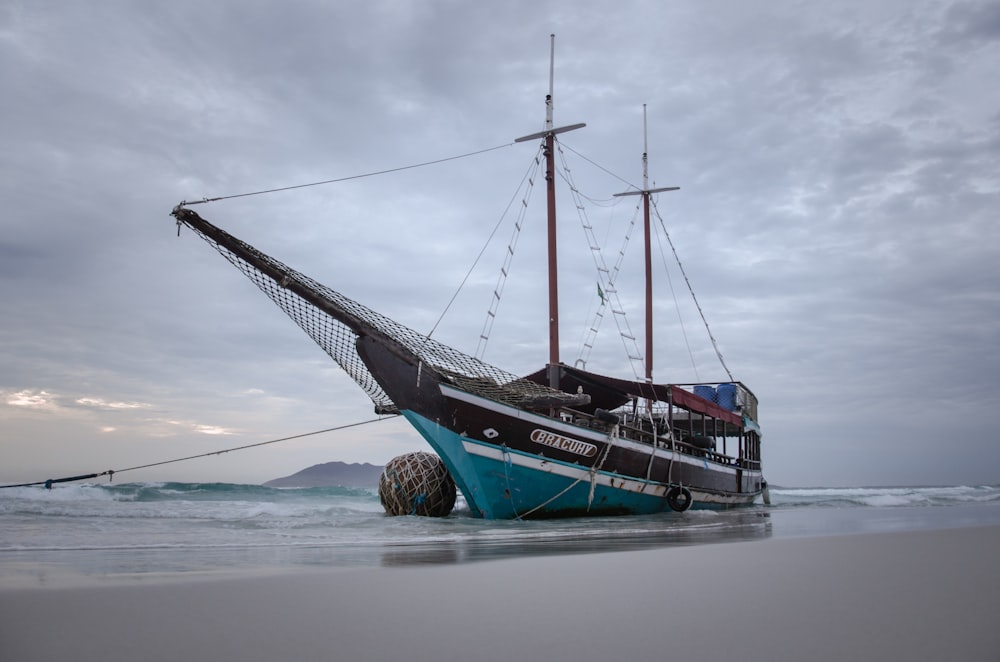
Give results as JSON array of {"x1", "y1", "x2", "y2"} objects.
[
  {"x1": 404, "y1": 409, "x2": 760, "y2": 518},
  {"x1": 355, "y1": 335, "x2": 762, "y2": 519}
]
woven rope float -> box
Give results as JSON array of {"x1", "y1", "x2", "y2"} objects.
[{"x1": 378, "y1": 451, "x2": 457, "y2": 517}]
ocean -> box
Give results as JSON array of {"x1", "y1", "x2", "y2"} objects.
[{"x1": 2, "y1": 482, "x2": 999, "y2": 586}]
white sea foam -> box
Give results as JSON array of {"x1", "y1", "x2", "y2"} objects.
[{"x1": 771, "y1": 484, "x2": 1000, "y2": 508}]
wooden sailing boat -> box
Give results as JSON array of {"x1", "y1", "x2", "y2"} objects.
[{"x1": 171, "y1": 37, "x2": 764, "y2": 518}]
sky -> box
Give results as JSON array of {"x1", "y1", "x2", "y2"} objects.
[{"x1": 2, "y1": 0, "x2": 998, "y2": 488}]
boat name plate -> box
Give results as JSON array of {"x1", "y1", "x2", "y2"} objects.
[{"x1": 529, "y1": 429, "x2": 598, "y2": 458}]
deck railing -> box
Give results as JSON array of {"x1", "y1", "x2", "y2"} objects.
[{"x1": 561, "y1": 407, "x2": 744, "y2": 467}]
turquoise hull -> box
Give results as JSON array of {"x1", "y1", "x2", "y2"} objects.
[{"x1": 402, "y1": 410, "x2": 737, "y2": 519}]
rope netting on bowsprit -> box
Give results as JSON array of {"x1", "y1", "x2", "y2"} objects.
[
  {"x1": 172, "y1": 207, "x2": 586, "y2": 416},
  {"x1": 378, "y1": 452, "x2": 456, "y2": 517}
]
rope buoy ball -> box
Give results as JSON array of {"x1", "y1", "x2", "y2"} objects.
[
  {"x1": 378, "y1": 451, "x2": 456, "y2": 517},
  {"x1": 666, "y1": 485, "x2": 693, "y2": 512}
]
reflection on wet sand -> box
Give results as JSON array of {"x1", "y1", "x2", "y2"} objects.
[{"x1": 378, "y1": 509, "x2": 773, "y2": 567}]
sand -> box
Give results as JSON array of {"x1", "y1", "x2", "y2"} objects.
[{"x1": 2, "y1": 526, "x2": 998, "y2": 662}]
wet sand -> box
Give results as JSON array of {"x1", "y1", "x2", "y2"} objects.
[{"x1": 2, "y1": 525, "x2": 998, "y2": 661}]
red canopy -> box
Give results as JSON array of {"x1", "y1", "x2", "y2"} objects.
[{"x1": 524, "y1": 364, "x2": 742, "y2": 428}]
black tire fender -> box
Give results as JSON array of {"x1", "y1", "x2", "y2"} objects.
[{"x1": 666, "y1": 485, "x2": 693, "y2": 512}]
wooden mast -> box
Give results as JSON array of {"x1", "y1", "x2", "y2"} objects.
[
  {"x1": 514, "y1": 34, "x2": 584, "y2": 390},
  {"x1": 614, "y1": 105, "x2": 679, "y2": 386}
]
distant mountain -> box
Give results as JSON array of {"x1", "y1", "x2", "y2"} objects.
[{"x1": 264, "y1": 461, "x2": 384, "y2": 488}]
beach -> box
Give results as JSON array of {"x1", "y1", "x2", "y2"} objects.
[{"x1": 3, "y1": 525, "x2": 998, "y2": 662}]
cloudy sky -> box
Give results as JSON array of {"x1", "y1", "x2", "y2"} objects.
[{"x1": 2, "y1": 0, "x2": 998, "y2": 488}]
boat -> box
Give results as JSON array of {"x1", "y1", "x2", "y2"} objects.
[{"x1": 171, "y1": 38, "x2": 765, "y2": 519}]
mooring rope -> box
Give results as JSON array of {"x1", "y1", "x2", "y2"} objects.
[
  {"x1": 176, "y1": 143, "x2": 515, "y2": 208},
  {"x1": 587, "y1": 429, "x2": 616, "y2": 509},
  {"x1": 501, "y1": 445, "x2": 522, "y2": 520},
  {"x1": 516, "y1": 477, "x2": 584, "y2": 520},
  {"x1": 513, "y1": 425, "x2": 617, "y2": 520},
  {"x1": 0, "y1": 416, "x2": 397, "y2": 489}
]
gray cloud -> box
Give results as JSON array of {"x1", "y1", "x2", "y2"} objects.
[{"x1": 2, "y1": 0, "x2": 997, "y2": 487}]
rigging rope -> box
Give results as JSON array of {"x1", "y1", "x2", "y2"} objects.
[
  {"x1": 559, "y1": 141, "x2": 636, "y2": 190},
  {"x1": 474, "y1": 145, "x2": 544, "y2": 359},
  {"x1": 0, "y1": 416, "x2": 397, "y2": 489},
  {"x1": 555, "y1": 140, "x2": 734, "y2": 383},
  {"x1": 427, "y1": 146, "x2": 543, "y2": 344},
  {"x1": 557, "y1": 142, "x2": 644, "y2": 378},
  {"x1": 177, "y1": 143, "x2": 515, "y2": 207},
  {"x1": 651, "y1": 197, "x2": 734, "y2": 381},
  {"x1": 654, "y1": 224, "x2": 701, "y2": 381}
]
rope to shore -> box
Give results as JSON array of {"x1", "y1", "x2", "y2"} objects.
[{"x1": 0, "y1": 416, "x2": 398, "y2": 489}]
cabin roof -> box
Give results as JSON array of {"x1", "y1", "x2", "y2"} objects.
[{"x1": 524, "y1": 364, "x2": 743, "y2": 427}]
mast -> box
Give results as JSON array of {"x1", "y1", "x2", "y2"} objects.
[
  {"x1": 613, "y1": 105, "x2": 679, "y2": 386},
  {"x1": 514, "y1": 34, "x2": 584, "y2": 390}
]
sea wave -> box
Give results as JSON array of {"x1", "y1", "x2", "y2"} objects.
[
  {"x1": 0, "y1": 481, "x2": 383, "y2": 523},
  {"x1": 769, "y1": 484, "x2": 1000, "y2": 508},
  {"x1": 3, "y1": 482, "x2": 997, "y2": 519},
  {"x1": 2, "y1": 481, "x2": 999, "y2": 577}
]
